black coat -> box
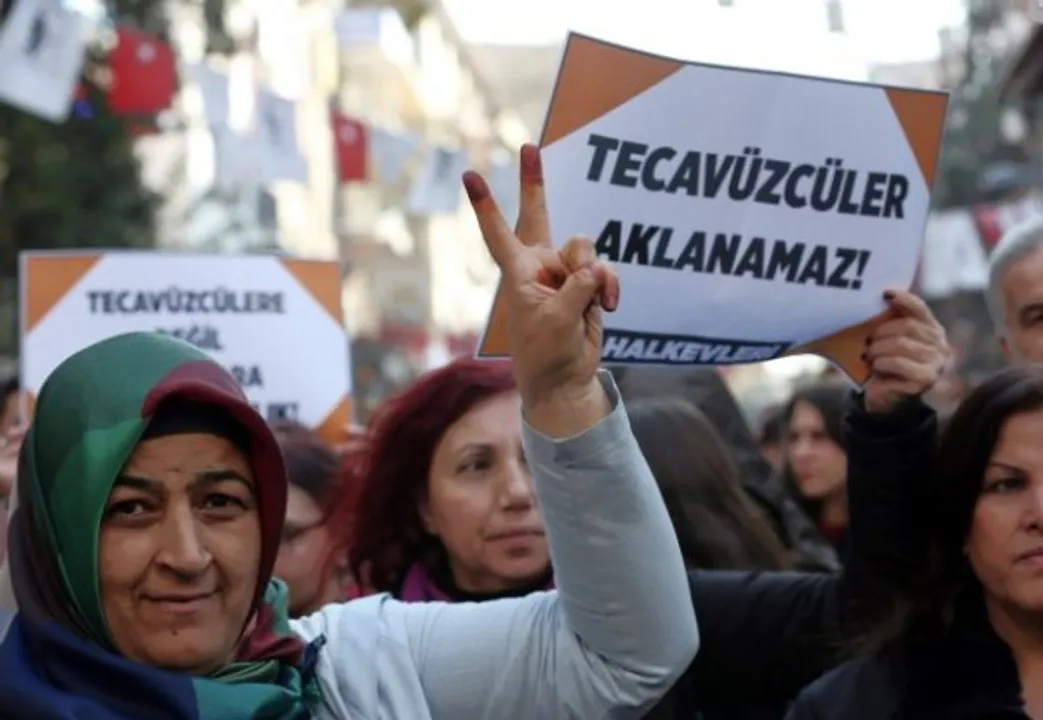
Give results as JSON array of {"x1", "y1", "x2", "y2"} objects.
[
  {"x1": 785, "y1": 580, "x2": 1030, "y2": 719},
  {"x1": 643, "y1": 391, "x2": 936, "y2": 719},
  {"x1": 614, "y1": 366, "x2": 840, "y2": 572}
]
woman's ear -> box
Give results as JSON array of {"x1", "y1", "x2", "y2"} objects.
[{"x1": 417, "y1": 499, "x2": 436, "y2": 535}]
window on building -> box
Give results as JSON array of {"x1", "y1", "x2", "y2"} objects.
[
  {"x1": 718, "y1": 0, "x2": 734, "y2": 6},
  {"x1": 826, "y1": 0, "x2": 845, "y2": 33}
]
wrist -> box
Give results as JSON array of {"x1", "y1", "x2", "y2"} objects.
[
  {"x1": 522, "y1": 376, "x2": 610, "y2": 439},
  {"x1": 860, "y1": 390, "x2": 919, "y2": 416},
  {"x1": 862, "y1": 395, "x2": 897, "y2": 414}
]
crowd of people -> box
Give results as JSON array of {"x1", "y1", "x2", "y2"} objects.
[{"x1": 1, "y1": 146, "x2": 1043, "y2": 717}]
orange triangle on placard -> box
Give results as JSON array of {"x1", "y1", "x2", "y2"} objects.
[
  {"x1": 542, "y1": 33, "x2": 684, "y2": 147},
  {"x1": 23, "y1": 254, "x2": 102, "y2": 334},
  {"x1": 315, "y1": 395, "x2": 352, "y2": 444},
  {"x1": 882, "y1": 87, "x2": 948, "y2": 188},
  {"x1": 786, "y1": 312, "x2": 891, "y2": 384},
  {"x1": 279, "y1": 259, "x2": 343, "y2": 325}
]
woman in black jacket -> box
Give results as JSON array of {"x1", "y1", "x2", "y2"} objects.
[
  {"x1": 644, "y1": 290, "x2": 948, "y2": 719},
  {"x1": 786, "y1": 364, "x2": 1043, "y2": 720}
]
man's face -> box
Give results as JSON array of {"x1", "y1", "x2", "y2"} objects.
[{"x1": 1000, "y1": 247, "x2": 1043, "y2": 364}]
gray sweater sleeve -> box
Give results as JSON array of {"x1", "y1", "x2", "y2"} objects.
[{"x1": 395, "y1": 370, "x2": 699, "y2": 718}]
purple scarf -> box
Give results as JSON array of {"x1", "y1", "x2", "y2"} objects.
[{"x1": 397, "y1": 561, "x2": 555, "y2": 603}]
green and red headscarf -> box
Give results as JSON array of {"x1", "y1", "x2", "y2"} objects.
[{"x1": 0, "y1": 332, "x2": 322, "y2": 719}]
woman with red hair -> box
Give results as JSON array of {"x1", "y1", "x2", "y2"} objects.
[{"x1": 349, "y1": 357, "x2": 549, "y2": 601}]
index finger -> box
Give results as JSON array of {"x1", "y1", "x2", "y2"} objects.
[
  {"x1": 463, "y1": 171, "x2": 521, "y2": 271},
  {"x1": 884, "y1": 289, "x2": 936, "y2": 324}
]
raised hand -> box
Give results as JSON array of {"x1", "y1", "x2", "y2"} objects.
[
  {"x1": 463, "y1": 144, "x2": 619, "y2": 431},
  {"x1": 862, "y1": 290, "x2": 950, "y2": 414}
]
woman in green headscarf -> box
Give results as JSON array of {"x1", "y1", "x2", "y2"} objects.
[
  {"x1": 0, "y1": 144, "x2": 700, "y2": 720},
  {"x1": 1, "y1": 332, "x2": 321, "y2": 718}
]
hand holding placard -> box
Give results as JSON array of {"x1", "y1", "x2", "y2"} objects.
[
  {"x1": 862, "y1": 290, "x2": 950, "y2": 414},
  {"x1": 463, "y1": 145, "x2": 620, "y2": 435}
]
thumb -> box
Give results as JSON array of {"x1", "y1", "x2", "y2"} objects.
[{"x1": 554, "y1": 266, "x2": 599, "y2": 317}]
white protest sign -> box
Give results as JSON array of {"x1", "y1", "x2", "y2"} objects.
[
  {"x1": 478, "y1": 33, "x2": 948, "y2": 382},
  {"x1": 20, "y1": 252, "x2": 352, "y2": 440}
]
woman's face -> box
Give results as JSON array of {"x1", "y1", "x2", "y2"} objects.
[
  {"x1": 274, "y1": 484, "x2": 341, "y2": 615},
  {"x1": 99, "y1": 432, "x2": 261, "y2": 674},
  {"x1": 787, "y1": 401, "x2": 847, "y2": 501},
  {"x1": 421, "y1": 391, "x2": 548, "y2": 593},
  {"x1": 968, "y1": 409, "x2": 1043, "y2": 613}
]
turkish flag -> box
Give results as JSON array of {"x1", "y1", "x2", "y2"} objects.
[
  {"x1": 107, "y1": 26, "x2": 177, "y2": 117},
  {"x1": 330, "y1": 109, "x2": 368, "y2": 182}
]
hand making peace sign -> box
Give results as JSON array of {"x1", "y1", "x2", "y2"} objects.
[{"x1": 463, "y1": 145, "x2": 620, "y2": 423}]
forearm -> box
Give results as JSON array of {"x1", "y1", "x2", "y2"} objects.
[
  {"x1": 840, "y1": 390, "x2": 935, "y2": 619},
  {"x1": 522, "y1": 371, "x2": 697, "y2": 684}
]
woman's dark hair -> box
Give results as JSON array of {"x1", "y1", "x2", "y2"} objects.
[
  {"x1": 781, "y1": 381, "x2": 849, "y2": 525},
  {"x1": 863, "y1": 365, "x2": 1043, "y2": 651},
  {"x1": 2, "y1": 377, "x2": 18, "y2": 402},
  {"x1": 628, "y1": 396, "x2": 792, "y2": 571},
  {"x1": 347, "y1": 357, "x2": 516, "y2": 593},
  {"x1": 270, "y1": 421, "x2": 340, "y2": 506},
  {"x1": 758, "y1": 404, "x2": 786, "y2": 447},
  {"x1": 929, "y1": 365, "x2": 1043, "y2": 626}
]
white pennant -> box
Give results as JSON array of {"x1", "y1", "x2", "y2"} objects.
[
  {"x1": 334, "y1": 8, "x2": 383, "y2": 49},
  {"x1": 214, "y1": 127, "x2": 261, "y2": 192},
  {"x1": 371, "y1": 127, "x2": 417, "y2": 187},
  {"x1": 189, "y1": 63, "x2": 230, "y2": 127},
  {"x1": 0, "y1": 0, "x2": 87, "y2": 122},
  {"x1": 407, "y1": 147, "x2": 469, "y2": 215},
  {"x1": 254, "y1": 89, "x2": 307, "y2": 184}
]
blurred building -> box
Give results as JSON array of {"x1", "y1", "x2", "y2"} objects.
[
  {"x1": 332, "y1": 3, "x2": 530, "y2": 418},
  {"x1": 690, "y1": 0, "x2": 866, "y2": 81},
  {"x1": 136, "y1": 0, "x2": 342, "y2": 261},
  {"x1": 467, "y1": 0, "x2": 868, "y2": 143},
  {"x1": 869, "y1": 59, "x2": 944, "y2": 90},
  {"x1": 123, "y1": 1, "x2": 538, "y2": 416},
  {"x1": 467, "y1": 43, "x2": 559, "y2": 139},
  {"x1": 1002, "y1": 0, "x2": 1043, "y2": 102}
]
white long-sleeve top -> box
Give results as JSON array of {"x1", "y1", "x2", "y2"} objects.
[{"x1": 291, "y1": 372, "x2": 699, "y2": 719}]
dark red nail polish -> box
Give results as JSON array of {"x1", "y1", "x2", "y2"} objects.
[
  {"x1": 462, "y1": 172, "x2": 486, "y2": 203},
  {"x1": 520, "y1": 145, "x2": 542, "y2": 183},
  {"x1": 883, "y1": 290, "x2": 895, "y2": 300}
]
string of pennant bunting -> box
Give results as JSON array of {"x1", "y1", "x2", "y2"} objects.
[{"x1": 0, "y1": 0, "x2": 521, "y2": 219}]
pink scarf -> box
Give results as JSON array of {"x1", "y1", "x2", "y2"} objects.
[{"x1": 397, "y1": 561, "x2": 555, "y2": 603}]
